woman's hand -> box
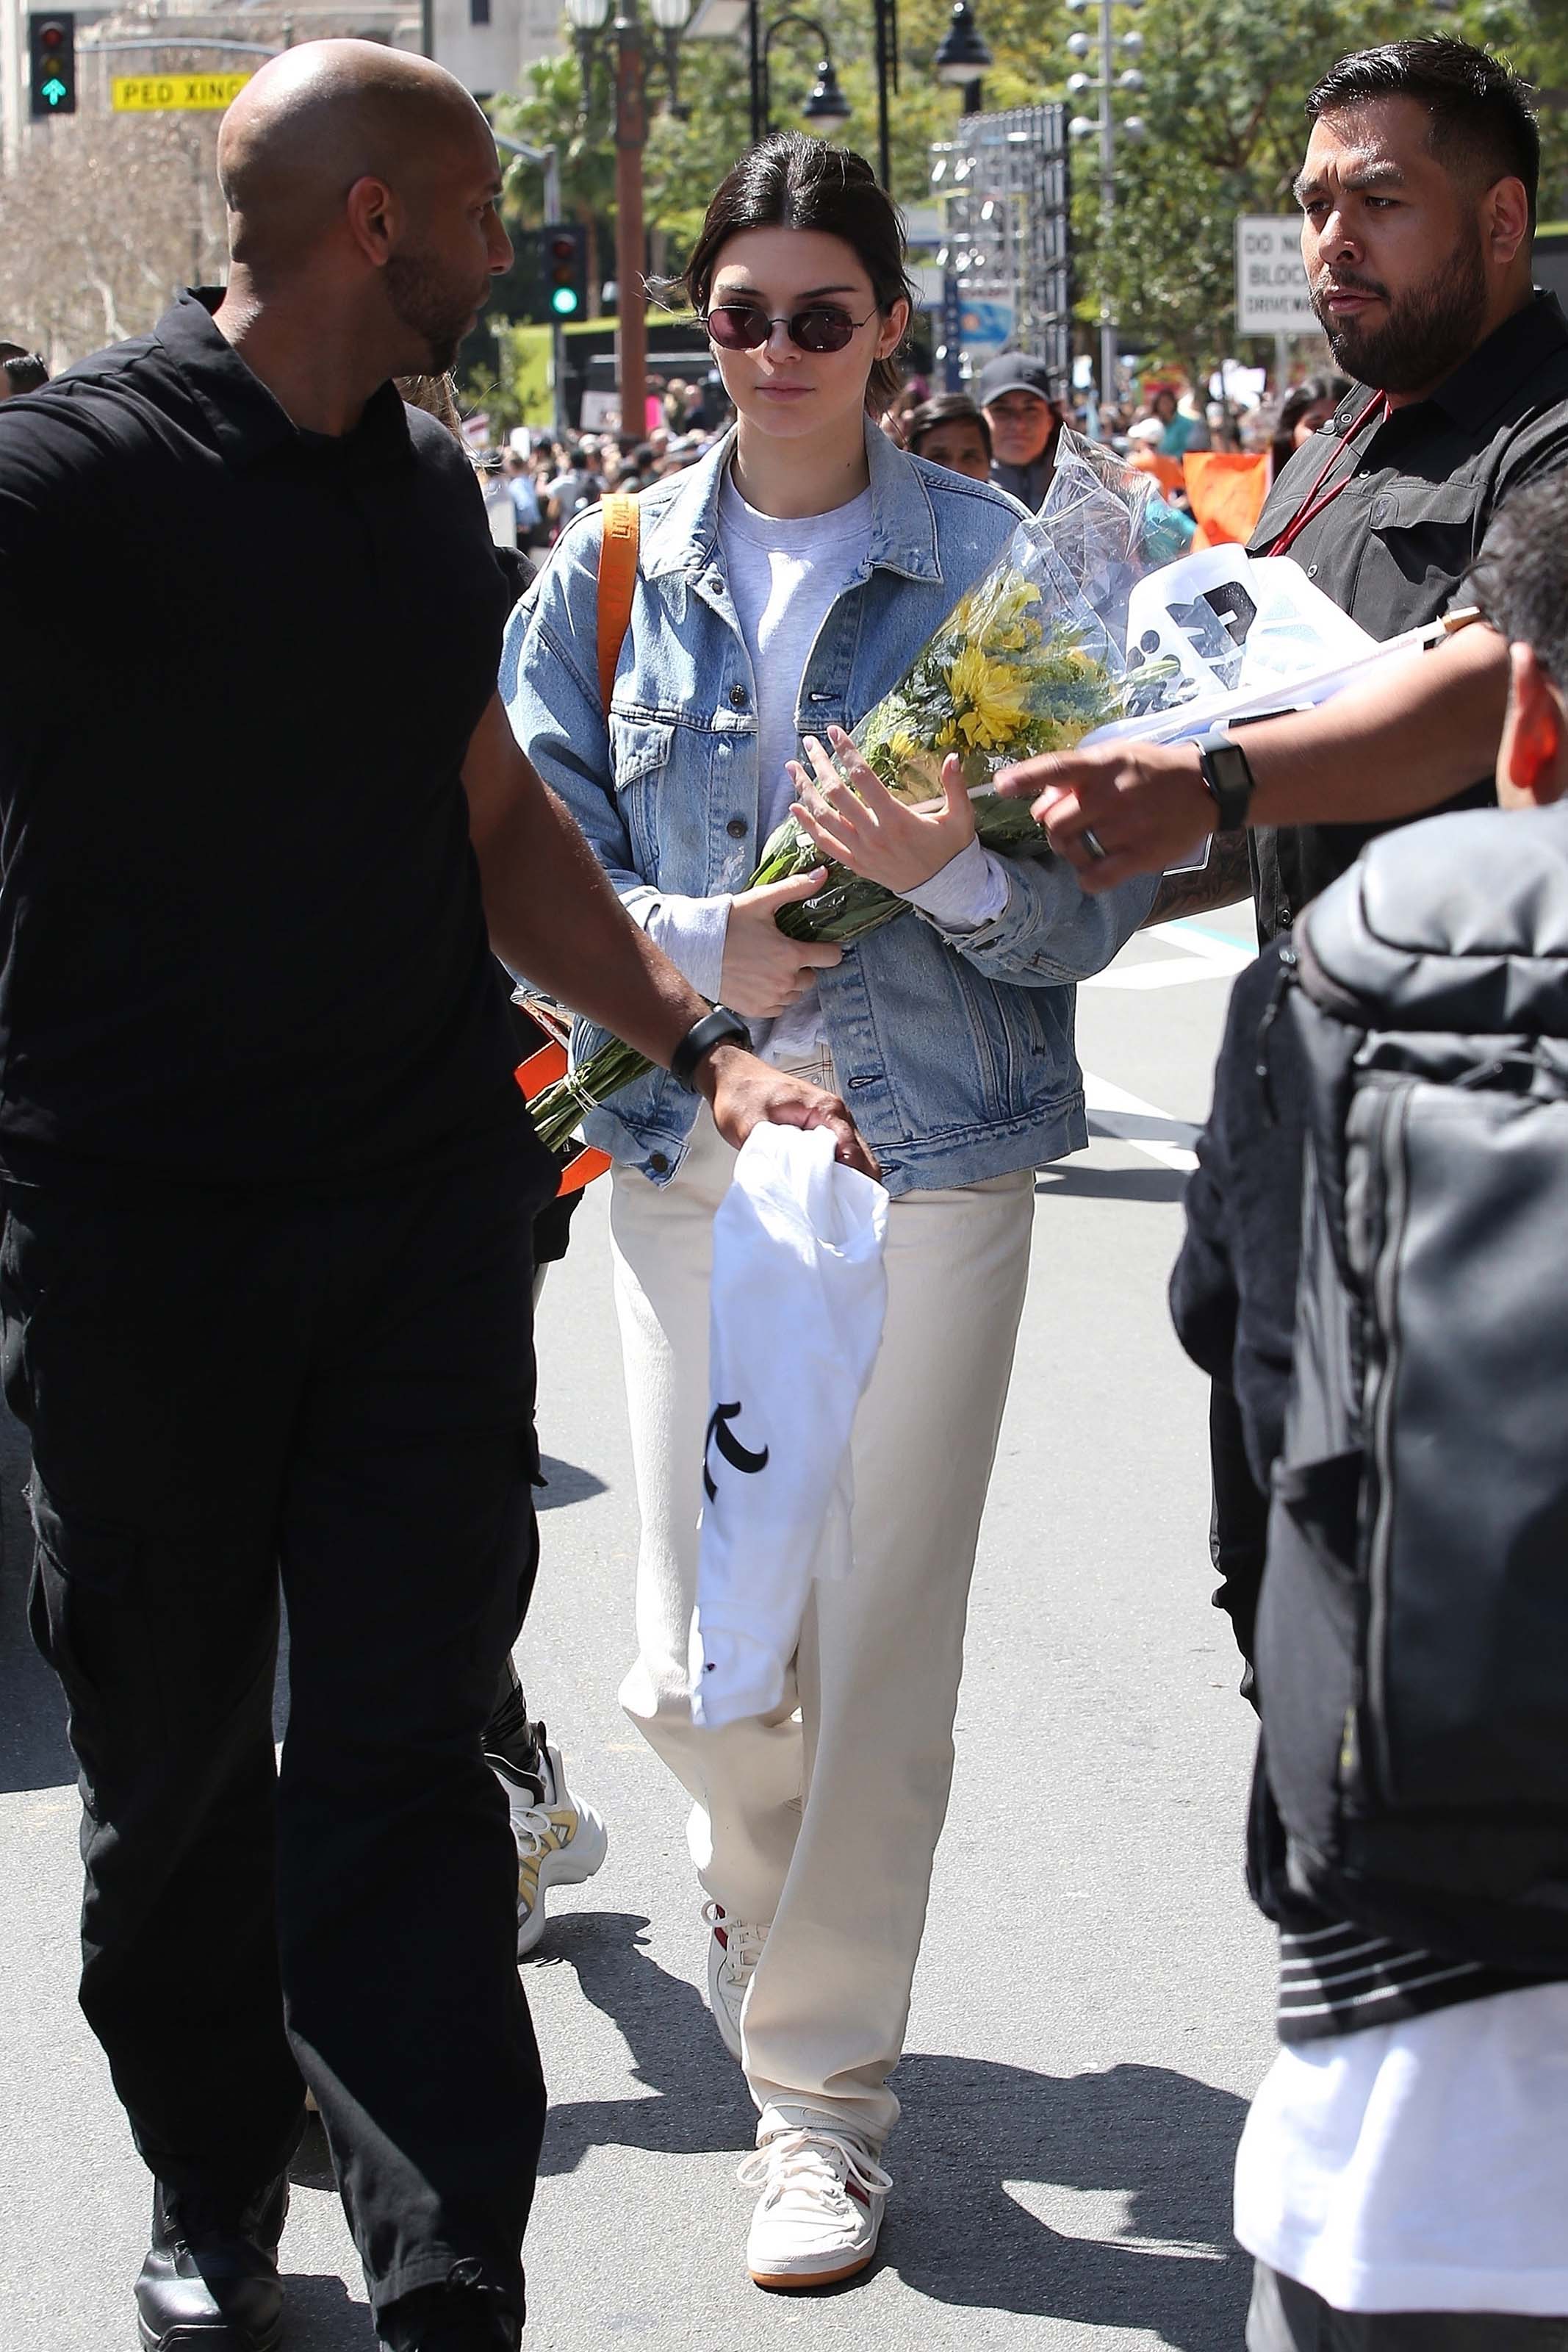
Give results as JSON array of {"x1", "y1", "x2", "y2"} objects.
[
  {"x1": 719, "y1": 868, "x2": 844, "y2": 1021},
  {"x1": 790, "y1": 729, "x2": 977, "y2": 894}
]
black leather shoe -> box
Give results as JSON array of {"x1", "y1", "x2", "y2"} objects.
[{"x1": 134, "y1": 2173, "x2": 288, "y2": 2351}]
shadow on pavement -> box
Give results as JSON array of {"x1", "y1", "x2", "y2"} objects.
[
  {"x1": 536, "y1": 1455, "x2": 609, "y2": 1512},
  {"x1": 0, "y1": 1402, "x2": 76, "y2": 1797},
  {"x1": 538, "y1": 1912, "x2": 1250, "y2": 2348},
  {"x1": 534, "y1": 1912, "x2": 758, "y2": 2163},
  {"x1": 1037, "y1": 1166, "x2": 1193, "y2": 1205},
  {"x1": 273, "y1": 2271, "x2": 374, "y2": 2349}
]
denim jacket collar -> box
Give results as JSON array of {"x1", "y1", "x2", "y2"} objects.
[{"x1": 639, "y1": 415, "x2": 943, "y2": 588}]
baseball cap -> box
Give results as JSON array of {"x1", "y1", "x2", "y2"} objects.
[{"x1": 975, "y1": 352, "x2": 1057, "y2": 407}]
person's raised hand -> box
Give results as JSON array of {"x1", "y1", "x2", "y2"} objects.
[
  {"x1": 695, "y1": 1044, "x2": 880, "y2": 1180},
  {"x1": 994, "y1": 737, "x2": 1215, "y2": 891},
  {"x1": 789, "y1": 730, "x2": 977, "y2": 894},
  {"x1": 719, "y1": 869, "x2": 844, "y2": 1021}
]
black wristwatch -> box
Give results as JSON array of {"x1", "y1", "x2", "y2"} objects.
[
  {"x1": 671, "y1": 1005, "x2": 751, "y2": 1088},
  {"x1": 1195, "y1": 730, "x2": 1257, "y2": 833}
]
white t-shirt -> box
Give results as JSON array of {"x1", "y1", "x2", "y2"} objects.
[
  {"x1": 644, "y1": 467, "x2": 1010, "y2": 1064},
  {"x1": 1234, "y1": 1983, "x2": 1568, "y2": 2316}
]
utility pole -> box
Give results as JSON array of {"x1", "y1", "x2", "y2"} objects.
[
  {"x1": 1096, "y1": 0, "x2": 1115, "y2": 407},
  {"x1": 613, "y1": 1, "x2": 647, "y2": 440},
  {"x1": 1067, "y1": 0, "x2": 1144, "y2": 406},
  {"x1": 2, "y1": 0, "x2": 26, "y2": 173},
  {"x1": 495, "y1": 129, "x2": 569, "y2": 430}
]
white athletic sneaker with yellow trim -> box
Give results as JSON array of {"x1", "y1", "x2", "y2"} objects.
[
  {"x1": 738, "y1": 2128, "x2": 892, "y2": 2290},
  {"x1": 702, "y1": 1900, "x2": 769, "y2": 2060},
  {"x1": 489, "y1": 1735, "x2": 608, "y2": 1960}
]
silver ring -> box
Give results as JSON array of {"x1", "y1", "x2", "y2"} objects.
[{"x1": 1081, "y1": 825, "x2": 1110, "y2": 863}]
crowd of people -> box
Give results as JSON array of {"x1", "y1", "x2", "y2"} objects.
[{"x1": 2, "y1": 25, "x2": 1567, "y2": 2352}]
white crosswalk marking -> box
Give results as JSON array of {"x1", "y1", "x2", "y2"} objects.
[
  {"x1": 1085, "y1": 919, "x2": 1255, "y2": 990},
  {"x1": 1082, "y1": 1073, "x2": 1201, "y2": 1173}
]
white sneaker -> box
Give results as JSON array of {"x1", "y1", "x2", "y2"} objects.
[
  {"x1": 702, "y1": 1900, "x2": 768, "y2": 2060},
  {"x1": 738, "y1": 2128, "x2": 892, "y2": 2290},
  {"x1": 489, "y1": 1736, "x2": 608, "y2": 1960}
]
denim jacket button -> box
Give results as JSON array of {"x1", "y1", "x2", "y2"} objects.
[
  {"x1": 728, "y1": 684, "x2": 749, "y2": 709},
  {"x1": 726, "y1": 817, "x2": 747, "y2": 839},
  {"x1": 647, "y1": 1151, "x2": 669, "y2": 1175}
]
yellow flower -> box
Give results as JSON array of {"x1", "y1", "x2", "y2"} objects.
[
  {"x1": 885, "y1": 729, "x2": 921, "y2": 764},
  {"x1": 946, "y1": 643, "x2": 1029, "y2": 751},
  {"x1": 935, "y1": 719, "x2": 959, "y2": 748}
]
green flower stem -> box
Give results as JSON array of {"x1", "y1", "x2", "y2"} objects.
[{"x1": 528, "y1": 794, "x2": 1052, "y2": 1151}]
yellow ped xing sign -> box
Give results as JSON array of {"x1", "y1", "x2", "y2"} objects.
[{"x1": 112, "y1": 71, "x2": 250, "y2": 111}]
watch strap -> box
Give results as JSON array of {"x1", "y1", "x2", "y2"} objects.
[
  {"x1": 670, "y1": 1006, "x2": 751, "y2": 1088},
  {"x1": 1195, "y1": 731, "x2": 1257, "y2": 833}
]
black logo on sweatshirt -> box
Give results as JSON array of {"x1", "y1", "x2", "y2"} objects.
[{"x1": 703, "y1": 1401, "x2": 770, "y2": 1503}]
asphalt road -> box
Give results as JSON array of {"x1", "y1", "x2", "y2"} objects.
[{"x1": 0, "y1": 906, "x2": 1276, "y2": 2352}]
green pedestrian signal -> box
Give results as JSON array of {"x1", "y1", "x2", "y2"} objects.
[
  {"x1": 540, "y1": 226, "x2": 586, "y2": 324},
  {"x1": 28, "y1": 12, "x2": 76, "y2": 116}
]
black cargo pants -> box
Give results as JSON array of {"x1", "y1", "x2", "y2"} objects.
[{"x1": 0, "y1": 1139, "x2": 549, "y2": 2326}]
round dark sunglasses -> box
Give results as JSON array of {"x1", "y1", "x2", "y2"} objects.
[{"x1": 702, "y1": 302, "x2": 874, "y2": 355}]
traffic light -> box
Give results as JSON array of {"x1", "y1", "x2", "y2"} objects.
[
  {"x1": 539, "y1": 225, "x2": 587, "y2": 323},
  {"x1": 28, "y1": 12, "x2": 76, "y2": 118}
]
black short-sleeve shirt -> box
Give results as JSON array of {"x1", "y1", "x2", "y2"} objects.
[
  {"x1": 0, "y1": 290, "x2": 539, "y2": 1192},
  {"x1": 1245, "y1": 290, "x2": 1568, "y2": 942}
]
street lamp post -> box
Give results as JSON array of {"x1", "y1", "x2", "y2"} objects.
[
  {"x1": 871, "y1": 0, "x2": 896, "y2": 190},
  {"x1": 564, "y1": 0, "x2": 693, "y2": 442},
  {"x1": 1066, "y1": 0, "x2": 1146, "y2": 405},
  {"x1": 933, "y1": 0, "x2": 990, "y2": 121},
  {"x1": 747, "y1": 1, "x2": 850, "y2": 147}
]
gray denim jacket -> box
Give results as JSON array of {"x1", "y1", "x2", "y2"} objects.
[{"x1": 500, "y1": 420, "x2": 1154, "y2": 1195}]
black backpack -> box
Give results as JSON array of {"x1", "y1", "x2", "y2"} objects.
[{"x1": 1256, "y1": 800, "x2": 1568, "y2": 1971}]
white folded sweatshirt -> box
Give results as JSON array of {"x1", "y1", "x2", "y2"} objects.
[{"x1": 690, "y1": 1122, "x2": 890, "y2": 1729}]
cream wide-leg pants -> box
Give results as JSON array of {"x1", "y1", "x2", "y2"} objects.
[{"x1": 609, "y1": 1078, "x2": 1035, "y2": 2150}]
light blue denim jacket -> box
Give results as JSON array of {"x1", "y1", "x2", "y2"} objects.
[{"x1": 500, "y1": 420, "x2": 1155, "y2": 1196}]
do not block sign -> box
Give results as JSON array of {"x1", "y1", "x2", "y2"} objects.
[
  {"x1": 1234, "y1": 215, "x2": 1322, "y2": 336},
  {"x1": 112, "y1": 71, "x2": 251, "y2": 110}
]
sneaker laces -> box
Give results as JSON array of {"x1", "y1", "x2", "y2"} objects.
[
  {"x1": 702, "y1": 1899, "x2": 767, "y2": 1980},
  {"x1": 509, "y1": 1801, "x2": 563, "y2": 1862},
  {"x1": 736, "y1": 2129, "x2": 893, "y2": 2211}
]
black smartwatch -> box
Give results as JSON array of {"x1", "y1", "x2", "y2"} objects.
[
  {"x1": 1195, "y1": 730, "x2": 1257, "y2": 833},
  {"x1": 670, "y1": 1005, "x2": 751, "y2": 1088}
]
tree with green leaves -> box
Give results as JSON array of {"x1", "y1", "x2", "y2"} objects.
[{"x1": 487, "y1": 0, "x2": 1568, "y2": 409}]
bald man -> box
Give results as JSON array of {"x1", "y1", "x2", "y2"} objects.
[{"x1": 0, "y1": 40, "x2": 868, "y2": 2352}]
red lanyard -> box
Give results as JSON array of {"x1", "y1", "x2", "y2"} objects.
[{"x1": 1263, "y1": 393, "x2": 1391, "y2": 559}]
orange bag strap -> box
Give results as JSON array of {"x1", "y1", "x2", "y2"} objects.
[{"x1": 597, "y1": 494, "x2": 641, "y2": 715}]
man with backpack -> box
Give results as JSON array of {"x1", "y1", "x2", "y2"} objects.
[{"x1": 1170, "y1": 467, "x2": 1568, "y2": 2348}]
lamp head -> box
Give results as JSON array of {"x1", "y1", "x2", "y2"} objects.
[
  {"x1": 934, "y1": 0, "x2": 991, "y2": 86},
  {"x1": 802, "y1": 55, "x2": 852, "y2": 123}
]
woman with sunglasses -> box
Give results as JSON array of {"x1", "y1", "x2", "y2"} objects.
[{"x1": 502, "y1": 135, "x2": 1153, "y2": 2292}]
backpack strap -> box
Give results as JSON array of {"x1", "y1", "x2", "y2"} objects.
[{"x1": 597, "y1": 494, "x2": 641, "y2": 716}]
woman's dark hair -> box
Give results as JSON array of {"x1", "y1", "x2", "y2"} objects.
[
  {"x1": 906, "y1": 393, "x2": 991, "y2": 459},
  {"x1": 1278, "y1": 371, "x2": 1351, "y2": 440},
  {"x1": 682, "y1": 133, "x2": 916, "y2": 412},
  {"x1": 1306, "y1": 40, "x2": 1539, "y2": 225},
  {"x1": 1271, "y1": 370, "x2": 1352, "y2": 472}
]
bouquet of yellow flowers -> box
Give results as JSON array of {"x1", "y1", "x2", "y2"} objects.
[{"x1": 528, "y1": 519, "x2": 1160, "y2": 1162}]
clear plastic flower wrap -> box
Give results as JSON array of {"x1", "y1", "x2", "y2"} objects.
[{"x1": 1035, "y1": 430, "x2": 1195, "y2": 664}]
